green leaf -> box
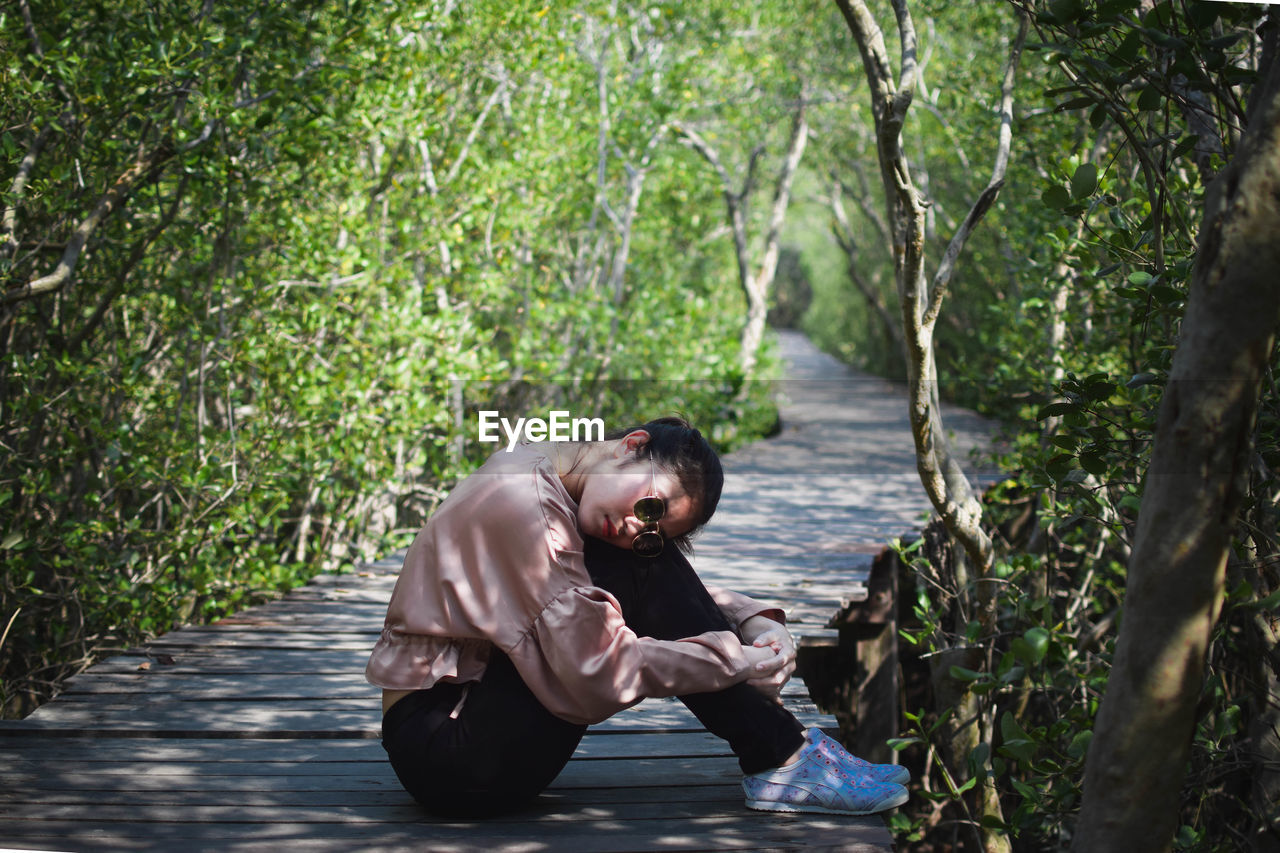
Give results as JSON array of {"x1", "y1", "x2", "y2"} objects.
[
  {"x1": 1041, "y1": 185, "x2": 1072, "y2": 210},
  {"x1": 1067, "y1": 729, "x2": 1094, "y2": 759},
  {"x1": 1079, "y1": 451, "x2": 1109, "y2": 476},
  {"x1": 1055, "y1": 95, "x2": 1097, "y2": 113},
  {"x1": 949, "y1": 665, "x2": 985, "y2": 682},
  {"x1": 1248, "y1": 588, "x2": 1280, "y2": 612},
  {"x1": 1206, "y1": 32, "x2": 1245, "y2": 51},
  {"x1": 1050, "y1": 0, "x2": 1087, "y2": 23},
  {"x1": 1001, "y1": 710, "x2": 1031, "y2": 743},
  {"x1": 887, "y1": 737, "x2": 922, "y2": 751},
  {"x1": 998, "y1": 739, "x2": 1038, "y2": 765},
  {"x1": 1046, "y1": 453, "x2": 1076, "y2": 482},
  {"x1": 969, "y1": 742, "x2": 991, "y2": 773},
  {"x1": 1051, "y1": 434, "x2": 1081, "y2": 451},
  {"x1": 1137, "y1": 84, "x2": 1163, "y2": 111},
  {"x1": 1110, "y1": 28, "x2": 1144, "y2": 63},
  {"x1": 1037, "y1": 401, "x2": 1080, "y2": 419},
  {"x1": 1, "y1": 531, "x2": 23, "y2": 550},
  {"x1": 1071, "y1": 163, "x2": 1098, "y2": 199},
  {"x1": 1021, "y1": 627, "x2": 1051, "y2": 663},
  {"x1": 1120, "y1": 494, "x2": 1144, "y2": 513},
  {"x1": 981, "y1": 815, "x2": 1010, "y2": 831},
  {"x1": 1011, "y1": 778, "x2": 1042, "y2": 802}
]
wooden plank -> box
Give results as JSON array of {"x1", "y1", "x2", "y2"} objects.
[
  {"x1": 0, "y1": 730, "x2": 740, "y2": 764},
  {"x1": 0, "y1": 818, "x2": 891, "y2": 853},
  {"x1": 57, "y1": 673, "x2": 383, "y2": 699},
  {"x1": 81, "y1": 648, "x2": 372, "y2": 674},
  {"x1": 0, "y1": 784, "x2": 743, "y2": 808}
]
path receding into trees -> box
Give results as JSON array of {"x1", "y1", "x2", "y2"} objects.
[
  {"x1": 0, "y1": 330, "x2": 995, "y2": 852},
  {"x1": 693, "y1": 330, "x2": 997, "y2": 637}
]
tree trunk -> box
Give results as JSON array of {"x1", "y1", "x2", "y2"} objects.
[
  {"x1": 834, "y1": 3, "x2": 1026, "y2": 849},
  {"x1": 1072, "y1": 38, "x2": 1280, "y2": 853}
]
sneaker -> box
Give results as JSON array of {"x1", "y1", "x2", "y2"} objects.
[
  {"x1": 742, "y1": 737, "x2": 909, "y2": 815},
  {"x1": 805, "y1": 727, "x2": 910, "y2": 785}
]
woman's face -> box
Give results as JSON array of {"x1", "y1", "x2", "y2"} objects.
[{"x1": 576, "y1": 454, "x2": 700, "y2": 551}]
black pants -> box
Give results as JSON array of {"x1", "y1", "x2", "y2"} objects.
[{"x1": 380, "y1": 538, "x2": 806, "y2": 816}]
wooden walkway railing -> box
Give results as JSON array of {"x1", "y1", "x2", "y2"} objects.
[{"x1": 0, "y1": 331, "x2": 995, "y2": 852}]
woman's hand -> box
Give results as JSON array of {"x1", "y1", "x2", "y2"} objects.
[{"x1": 739, "y1": 615, "x2": 797, "y2": 704}]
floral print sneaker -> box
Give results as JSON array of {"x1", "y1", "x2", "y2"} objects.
[
  {"x1": 804, "y1": 727, "x2": 911, "y2": 785},
  {"x1": 742, "y1": 733, "x2": 909, "y2": 816}
]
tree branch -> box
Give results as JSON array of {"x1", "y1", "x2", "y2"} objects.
[
  {"x1": 675, "y1": 124, "x2": 752, "y2": 304},
  {"x1": 1, "y1": 120, "x2": 60, "y2": 257},
  {"x1": 443, "y1": 68, "x2": 508, "y2": 186},
  {"x1": 924, "y1": 11, "x2": 1028, "y2": 332},
  {"x1": 3, "y1": 144, "x2": 174, "y2": 305},
  {"x1": 829, "y1": 176, "x2": 905, "y2": 363},
  {"x1": 19, "y1": 0, "x2": 74, "y2": 104},
  {"x1": 69, "y1": 172, "x2": 192, "y2": 351},
  {"x1": 755, "y1": 97, "x2": 810, "y2": 294}
]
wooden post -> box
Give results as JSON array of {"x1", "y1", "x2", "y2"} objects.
[{"x1": 796, "y1": 547, "x2": 900, "y2": 763}]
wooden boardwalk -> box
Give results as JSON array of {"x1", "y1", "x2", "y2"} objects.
[{"x1": 0, "y1": 331, "x2": 994, "y2": 852}]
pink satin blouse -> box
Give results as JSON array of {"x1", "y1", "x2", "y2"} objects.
[{"x1": 364, "y1": 444, "x2": 783, "y2": 725}]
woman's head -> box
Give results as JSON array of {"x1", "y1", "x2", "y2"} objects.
[{"x1": 604, "y1": 415, "x2": 723, "y2": 554}]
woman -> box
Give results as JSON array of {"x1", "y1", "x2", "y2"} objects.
[{"x1": 366, "y1": 416, "x2": 908, "y2": 817}]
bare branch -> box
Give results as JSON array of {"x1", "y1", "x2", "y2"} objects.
[
  {"x1": 4, "y1": 144, "x2": 174, "y2": 304},
  {"x1": 924, "y1": 11, "x2": 1028, "y2": 331},
  {"x1": 834, "y1": 165, "x2": 894, "y2": 249},
  {"x1": 443, "y1": 69, "x2": 508, "y2": 186},
  {"x1": 70, "y1": 171, "x2": 192, "y2": 350},
  {"x1": 890, "y1": 0, "x2": 920, "y2": 118},
  {"x1": 675, "y1": 124, "x2": 751, "y2": 298},
  {"x1": 675, "y1": 125, "x2": 734, "y2": 196},
  {"x1": 2, "y1": 120, "x2": 61, "y2": 256},
  {"x1": 755, "y1": 99, "x2": 810, "y2": 289},
  {"x1": 829, "y1": 177, "x2": 904, "y2": 362},
  {"x1": 19, "y1": 0, "x2": 74, "y2": 104},
  {"x1": 417, "y1": 139, "x2": 440, "y2": 196},
  {"x1": 741, "y1": 143, "x2": 768, "y2": 201}
]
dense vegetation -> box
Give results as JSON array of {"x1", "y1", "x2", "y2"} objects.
[
  {"x1": 0, "y1": 0, "x2": 795, "y2": 717},
  {"x1": 3, "y1": 0, "x2": 1277, "y2": 850},
  {"x1": 803, "y1": 1, "x2": 1280, "y2": 850}
]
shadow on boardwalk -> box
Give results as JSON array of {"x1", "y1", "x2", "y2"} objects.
[{"x1": 0, "y1": 331, "x2": 995, "y2": 852}]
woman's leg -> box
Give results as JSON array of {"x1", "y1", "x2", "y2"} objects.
[
  {"x1": 583, "y1": 538, "x2": 805, "y2": 774},
  {"x1": 381, "y1": 649, "x2": 587, "y2": 816}
]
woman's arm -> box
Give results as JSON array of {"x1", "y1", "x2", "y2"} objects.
[{"x1": 705, "y1": 585, "x2": 787, "y2": 632}]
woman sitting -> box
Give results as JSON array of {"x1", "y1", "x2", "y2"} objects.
[{"x1": 366, "y1": 416, "x2": 909, "y2": 817}]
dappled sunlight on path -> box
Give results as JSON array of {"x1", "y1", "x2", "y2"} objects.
[{"x1": 693, "y1": 329, "x2": 998, "y2": 638}]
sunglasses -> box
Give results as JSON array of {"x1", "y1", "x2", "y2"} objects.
[{"x1": 631, "y1": 458, "x2": 666, "y2": 558}]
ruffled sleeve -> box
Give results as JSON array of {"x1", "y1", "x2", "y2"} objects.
[{"x1": 505, "y1": 584, "x2": 752, "y2": 725}]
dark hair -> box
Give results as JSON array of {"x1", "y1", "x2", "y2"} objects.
[{"x1": 605, "y1": 415, "x2": 723, "y2": 553}]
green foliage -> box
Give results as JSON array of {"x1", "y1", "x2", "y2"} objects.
[
  {"x1": 802, "y1": 0, "x2": 1278, "y2": 849},
  {"x1": 4, "y1": 2, "x2": 1274, "y2": 848},
  {"x1": 0, "y1": 1, "x2": 803, "y2": 716}
]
